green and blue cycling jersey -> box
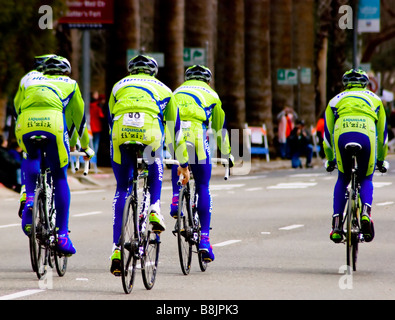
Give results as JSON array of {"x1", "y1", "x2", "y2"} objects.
[
  {"x1": 324, "y1": 87, "x2": 388, "y2": 216},
  {"x1": 14, "y1": 72, "x2": 90, "y2": 164}
]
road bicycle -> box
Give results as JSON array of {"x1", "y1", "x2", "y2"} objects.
[
  {"x1": 173, "y1": 156, "x2": 230, "y2": 275},
  {"x1": 28, "y1": 136, "x2": 89, "y2": 280},
  {"x1": 118, "y1": 141, "x2": 179, "y2": 294},
  {"x1": 338, "y1": 142, "x2": 388, "y2": 273}
]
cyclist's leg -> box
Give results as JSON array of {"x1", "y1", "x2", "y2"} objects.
[
  {"x1": 170, "y1": 164, "x2": 182, "y2": 218},
  {"x1": 146, "y1": 145, "x2": 166, "y2": 231},
  {"x1": 20, "y1": 150, "x2": 40, "y2": 236}
]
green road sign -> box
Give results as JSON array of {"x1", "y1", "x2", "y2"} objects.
[
  {"x1": 183, "y1": 48, "x2": 206, "y2": 66},
  {"x1": 126, "y1": 49, "x2": 165, "y2": 67},
  {"x1": 277, "y1": 69, "x2": 298, "y2": 85}
]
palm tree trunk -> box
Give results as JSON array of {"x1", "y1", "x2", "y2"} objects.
[{"x1": 245, "y1": 0, "x2": 273, "y2": 142}]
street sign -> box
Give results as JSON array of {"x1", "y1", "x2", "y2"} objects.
[
  {"x1": 58, "y1": 0, "x2": 114, "y2": 28},
  {"x1": 277, "y1": 69, "x2": 298, "y2": 85},
  {"x1": 300, "y1": 68, "x2": 311, "y2": 84},
  {"x1": 358, "y1": 0, "x2": 380, "y2": 33},
  {"x1": 183, "y1": 48, "x2": 206, "y2": 66}
]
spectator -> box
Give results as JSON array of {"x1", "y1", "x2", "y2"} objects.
[
  {"x1": 89, "y1": 91, "x2": 106, "y2": 168},
  {"x1": 316, "y1": 114, "x2": 325, "y2": 159},
  {"x1": 277, "y1": 106, "x2": 297, "y2": 159},
  {"x1": 0, "y1": 135, "x2": 21, "y2": 192},
  {"x1": 288, "y1": 119, "x2": 313, "y2": 168}
]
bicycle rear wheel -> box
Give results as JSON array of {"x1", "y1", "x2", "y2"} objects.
[
  {"x1": 177, "y1": 186, "x2": 193, "y2": 275},
  {"x1": 120, "y1": 195, "x2": 138, "y2": 294},
  {"x1": 345, "y1": 190, "x2": 358, "y2": 273},
  {"x1": 141, "y1": 230, "x2": 160, "y2": 289},
  {"x1": 31, "y1": 187, "x2": 49, "y2": 279}
]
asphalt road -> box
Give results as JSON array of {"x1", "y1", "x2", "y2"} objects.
[{"x1": 1, "y1": 156, "x2": 395, "y2": 302}]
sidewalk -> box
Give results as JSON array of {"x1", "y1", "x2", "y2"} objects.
[{"x1": 4, "y1": 153, "x2": 393, "y2": 198}]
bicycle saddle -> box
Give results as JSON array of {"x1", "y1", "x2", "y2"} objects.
[
  {"x1": 345, "y1": 142, "x2": 362, "y2": 153},
  {"x1": 29, "y1": 135, "x2": 49, "y2": 146}
]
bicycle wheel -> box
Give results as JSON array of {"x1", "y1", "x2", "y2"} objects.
[
  {"x1": 120, "y1": 194, "x2": 138, "y2": 294},
  {"x1": 31, "y1": 187, "x2": 49, "y2": 279},
  {"x1": 177, "y1": 185, "x2": 193, "y2": 275},
  {"x1": 141, "y1": 230, "x2": 160, "y2": 290},
  {"x1": 345, "y1": 190, "x2": 358, "y2": 274}
]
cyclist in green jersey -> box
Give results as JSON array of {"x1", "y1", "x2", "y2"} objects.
[
  {"x1": 169, "y1": 65, "x2": 234, "y2": 262},
  {"x1": 108, "y1": 55, "x2": 190, "y2": 275},
  {"x1": 14, "y1": 54, "x2": 57, "y2": 218},
  {"x1": 14, "y1": 56, "x2": 94, "y2": 255},
  {"x1": 324, "y1": 69, "x2": 388, "y2": 243}
]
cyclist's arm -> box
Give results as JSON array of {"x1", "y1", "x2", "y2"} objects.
[
  {"x1": 163, "y1": 95, "x2": 188, "y2": 167},
  {"x1": 68, "y1": 83, "x2": 90, "y2": 149},
  {"x1": 376, "y1": 101, "x2": 388, "y2": 161},
  {"x1": 211, "y1": 99, "x2": 231, "y2": 156},
  {"x1": 323, "y1": 104, "x2": 335, "y2": 162}
]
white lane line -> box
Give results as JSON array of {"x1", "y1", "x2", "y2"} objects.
[
  {"x1": 376, "y1": 201, "x2": 394, "y2": 206},
  {"x1": 279, "y1": 224, "x2": 304, "y2": 231},
  {"x1": 0, "y1": 289, "x2": 44, "y2": 300},
  {"x1": 73, "y1": 211, "x2": 102, "y2": 217},
  {"x1": 261, "y1": 232, "x2": 271, "y2": 235},
  {"x1": 0, "y1": 223, "x2": 19, "y2": 229},
  {"x1": 213, "y1": 240, "x2": 241, "y2": 247},
  {"x1": 373, "y1": 182, "x2": 392, "y2": 188},
  {"x1": 71, "y1": 189, "x2": 106, "y2": 195},
  {"x1": 245, "y1": 187, "x2": 263, "y2": 191},
  {"x1": 267, "y1": 182, "x2": 317, "y2": 189}
]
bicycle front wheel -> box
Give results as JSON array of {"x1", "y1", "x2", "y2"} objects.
[
  {"x1": 141, "y1": 230, "x2": 160, "y2": 290},
  {"x1": 31, "y1": 187, "x2": 49, "y2": 279},
  {"x1": 120, "y1": 195, "x2": 138, "y2": 294},
  {"x1": 177, "y1": 186, "x2": 193, "y2": 275}
]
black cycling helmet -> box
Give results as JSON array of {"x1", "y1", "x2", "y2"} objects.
[
  {"x1": 185, "y1": 65, "x2": 212, "y2": 83},
  {"x1": 33, "y1": 54, "x2": 56, "y2": 72},
  {"x1": 42, "y1": 56, "x2": 72, "y2": 75},
  {"x1": 128, "y1": 54, "x2": 158, "y2": 76},
  {"x1": 342, "y1": 69, "x2": 369, "y2": 89}
]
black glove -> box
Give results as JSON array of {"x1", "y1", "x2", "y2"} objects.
[
  {"x1": 377, "y1": 160, "x2": 387, "y2": 173},
  {"x1": 325, "y1": 160, "x2": 336, "y2": 172}
]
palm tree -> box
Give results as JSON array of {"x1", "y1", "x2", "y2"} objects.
[
  {"x1": 270, "y1": 0, "x2": 294, "y2": 119},
  {"x1": 216, "y1": 0, "x2": 246, "y2": 131},
  {"x1": 156, "y1": 0, "x2": 185, "y2": 90},
  {"x1": 245, "y1": 0, "x2": 273, "y2": 142}
]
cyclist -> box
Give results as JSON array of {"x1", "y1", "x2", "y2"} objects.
[
  {"x1": 14, "y1": 54, "x2": 57, "y2": 218},
  {"x1": 169, "y1": 65, "x2": 234, "y2": 262},
  {"x1": 14, "y1": 55, "x2": 94, "y2": 255},
  {"x1": 324, "y1": 69, "x2": 388, "y2": 243},
  {"x1": 108, "y1": 54, "x2": 190, "y2": 275}
]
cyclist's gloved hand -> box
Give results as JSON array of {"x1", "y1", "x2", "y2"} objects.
[
  {"x1": 325, "y1": 160, "x2": 336, "y2": 172},
  {"x1": 377, "y1": 160, "x2": 389, "y2": 173},
  {"x1": 225, "y1": 154, "x2": 234, "y2": 168},
  {"x1": 81, "y1": 146, "x2": 95, "y2": 160}
]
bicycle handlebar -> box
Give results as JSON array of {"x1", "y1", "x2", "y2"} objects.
[
  {"x1": 211, "y1": 158, "x2": 230, "y2": 180},
  {"x1": 70, "y1": 151, "x2": 90, "y2": 175},
  {"x1": 324, "y1": 160, "x2": 390, "y2": 174}
]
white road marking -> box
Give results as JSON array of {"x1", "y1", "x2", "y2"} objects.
[
  {"x1": 0, "y1": 223, "x2": 19, "y2": 229},
  {"x1": 373, "y1": 182, "x2": 392, "y2": 188},
  {"x1": 279, "y1": 224, "x2": 304, "y2": 230},
  {"x1": 71, "y1": 189, "x2": 106, "y2": 195},
  {"x1": 0, "y1": 289, "x2": 44, "y2": 300},
  {"x1": 245, "y1": 187, "x2": 263, "y2": 191},
  {"x1": 376, "y1": 201, "x2": 394, "y2": 206},
  {"x1": 73, "y1": 211, "x2": 102, "y2": 217},
  {"x1": 213, "y1": 240, "x2": 241, "y2": 247},
  {"x1": 267, "y1": 182, "x2": 317, "y2": 189}
]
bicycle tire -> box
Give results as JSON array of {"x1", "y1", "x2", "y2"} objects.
[
  {"x1": 141, "y1": 230, "x2": 160, "y2": 289},
  {"x1": 346, "y1": 189, "x2": 359, "y2": 273},
  {"x1": 120, "y1": 194, "x2": 138, "y2": 294},
  {"x1": 54, "y1": 250, "x2": 68, "y2": 277},
  {"x1": 196, "y1": 215, "x2": 208, "y2": 272},
  {"x1": 177, "y1": 185, "x2": 193, "y2": 275},
  {"x1": 31, "y1": 187, "x2": 49, "y2": 279}
]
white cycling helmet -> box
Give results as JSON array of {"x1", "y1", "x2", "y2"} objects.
[{"x1": 128, "y1": 54, "x2": 158, "y2": 76}]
